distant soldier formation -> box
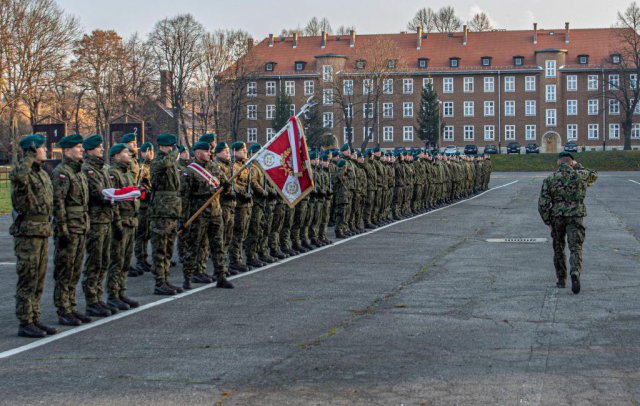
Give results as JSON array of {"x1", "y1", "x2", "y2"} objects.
[{"x1": 10, "y1": 131, "x2": 492, "y2": 338}]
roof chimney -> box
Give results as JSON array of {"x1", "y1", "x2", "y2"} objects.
[
  {"x1": 321, "y1": 31, "x2": 327, "y2": 48},
  {"x1": 565, "y1": 22, "x2": 570, "y2": 44},
  {"x1": 293, "y1": 32, "x2": 298, "y2": 48},
  {"x1": 533, "y1": 23, "x2": 538, "y2": 44},
  {"x1": 349, "y1": 29, "x2": 356, "y2": 48},
  {"x1": 463, "y1": 25, "x2": 468, "y2": 46},
  {"x1": 268, "y1": 33, "x2": 274, "y2": 47},
  {"x1": 417, "y1": 27, "x2": 422, "y2": 50},
  {"x1": 247, "y1": 38, "x2": 254, "y2": 49}
]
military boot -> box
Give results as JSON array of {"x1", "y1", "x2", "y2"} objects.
[
  {"x1": 247, "y1": 257, "x2": 264, "y2": 268},
  {"x1": 98, "y1": 301, "x2": 117, "y2": 315},
  {"x1": 58, "y1": 313, "x2": 82, "y2": 326},
  {"x1": 571, "y1": 273, "x2": 581, "y2": 294},
  {"x1": 86, "y1": 303, "x2": 111, "y2": 318},
  {"x1": 183, "y1": 279, "x2": 193, "y2": 290},
  {"x1": 216, "y1": 279, "x2": 234, "y2": 289},
  {"x1": 165, "y1": 281, "x2": 184, "y2": 293},
  {"x1": 301, "y1": 240, "x2": 314, "y2": 251},
  {"x1": 259, "y1": 254, "x2": 277, "y2": 264},
  {"x1": 154, "y1": 283, "x2": 177, "y2": 296},
  {"x1": 18, "y1": 323, "x2": 46, "y2": 338},
  {"x1": 72, "y1": 310, "x2": 92, "y2": 324},
  {"x1": 229, "y1": 262, "x2": 249, "y2": 273},
  {"x1": 107, "y1": 297, "x2": 130, "y2": 311},
  {"x1": 120, "y1": 295, "x2": 140, "y2": 308},
  {"x1": 33, "y1": 320, "x2": 58, "y2": 335},
  {"x1": 192, "y1": 273, "x2": 213, "y2": 284},
  {"x1": 271, "y1": 249, "x2": 287, "y2": 259}
]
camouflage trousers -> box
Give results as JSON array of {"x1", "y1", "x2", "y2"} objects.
[
  {"x1": 351, "y1": 194, "x2": 364, "y2": 230},
  {"x1": 221, "y1": 203, "x2": 235, "y2": 263},
  {"x1": 107, "y1": 225, "x2": 135, "y2": 298},
  {"x1": 363, "y1": 190, "x2": 376, "y2": 226},
  {"x1": 302, "y1": 198, "x2": 317, "y2": 242},
  {"x1": 334, "y1": 202, "x2": 351, "y2": 235},
  {"x1": 184, "y1": 212, "x2": 227, "y2": 280},
  {"x1": 53, "y1": 233, "x2": 86, "y2": 315},
  {"x1": 134, "y1": 206, "x2": 150, "y2": 264},
  {"x1": 551, "y1": 216, "x2": 586, "y2": 281},
  {"x1": 260, "y1": 200, "x2": 276, "y2": 257},
  {"x1": 14, "y1": 236, "x2": 48, "y2": 325},
  {"x1": 270, "y1": 202, "x2": 286, "y2": 253},
  {"x1": 82, "y1": 223, "x2": 111, "y2": 305},
  {"x1": 151, "y1": 217, "x2": 178, "y2": 284},
  {"x1": 230, "y1": 205, "x2": 251, "y2": 264},
  {"x1": 279, "y1": 206, "x2": 295, "y2": 250},
  {"x1": 392, "y1": 187, "x2": 404, "y2": 218},
  {"x1": 309, "y1": 198, "x2": 324, "y2": 241},
  {"x1": 245, "y1": 201, "x2": 265, "y2": 261},
  {"x1": 201, "y1": 213, "x2": 227, "y2": 278},
  {"x1": 319, "y1": 196, "x2": 332, "y2": 241},
  {"x1": 291, "y1": 200, "x2": 308, "y2": 245}
]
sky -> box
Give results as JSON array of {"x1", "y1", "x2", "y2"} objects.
[{"x1": 56, "y1": 0, "x2": 631, "y2": 40}]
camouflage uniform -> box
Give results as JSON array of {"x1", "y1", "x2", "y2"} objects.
[
  {"x1": 334, "y1": 157, "x2": 355, "y2": 237},
  {"x1": 177, "y1": 158, "x2": 190, "y2": 262},
  {"x1": 216, "y1": 157, "x2": 236, "y2": 266},
  {"x1": 362, "y1": 159, "x2": 377, "y2": 227},
  {"x1": 134, "y1": 158, "x2": 152, "y2": 267},
  {"x1": 244, "y1": 161, "x2": 267, "y2": 264},
  {"x1": 318, "y1": 163, "x2": 334, "y2": 243},
  {"x1": 538, "y1": 163, "x2": 598, "y2": 282},
  {"x1": 229, "y1": 158, "x2": 252, "y2": 267}
]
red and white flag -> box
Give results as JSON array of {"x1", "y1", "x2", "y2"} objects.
[
  {"x1": 102, "y1": 186, "x2": 142, "y2": 203},
  {"x1": 249, "y1": 115, "x2": 314, "y2": 207}
]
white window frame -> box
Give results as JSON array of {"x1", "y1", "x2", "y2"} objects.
[
  {"x1": 247, "y1": 82, "x2": 257, "y2": 97},
  {"x1": 443, "y1": 77, "x2": 454, "y2": 93},
  {"x1": 504, "y1": 125, "x2": 516, "y2": 141},
  {"x1": 504, "y1": 100, "x2": 515, "y2": 117},
  {"x1": 423, "y1": 77, "x2": 434, "y2": 89},
  {"x1": 403, "y1": 78, "x2": 414, "y2": 94},
  {"x1": 363, "y1": 127, "x2": 373, "y2": 142},
  {"x1": 588, "y1": 99, "x2": 599, "y2": 115},
  {"x1": 566, "y1": 100, "x2": 578, "y2": 116},
  {"x1": 345, "y1": 103, "x2": 353, "y2": 118},
  {"x1": 323, "y1": 112, "x2": 333, "y2": 128},
  {"x1": 304, "y1": 80, "x2": 314, "y2": 96},
  {"x1": 546, "y1": 109, "x2": 557, "y2": 127},
  {"x1": 545, "y1": 84, "x2": 557, "y2": 102},
  {"x1": 609, "y1": 123, "x2": 620, "y2": 139},
  {"x1": 463, "y1": 125, "x2": 474, "y2": 141},
  {"x1": 247, "y1": 128, "x2": 257, "y2": 143},
  {"x1": 247, "y1": 104, "x2": 257, "y2": 120},
  {"x1": 567, "y1": 124, "x2": 578, "y2": 140},
  {"x1": 588, "y1": 123, "x2": 599, "y2": 140},
  {"x1": 484, "y1": 77, "x2": 494, "y2": 92},
  {"x1": 383, "y1": 78, "x2": 393, "y2": 94},
  {"x1": 484, "y1": 101, "x2": 494, "y2": 117},
  {"x1": 443, "y1": 101, "x2": 454, "y2": 117},
  {"x1": 566, "y1": 75, "x2": 577, "y2": 91},
  {"x1": 363, "y1": 79, "x2": 373, "y2": 95},
  {"x1": 632, "y1": 123, "x2": 640, "y2": 139},
  {"x1": 504, "y1": 76, "x2": 515, "y2": 92},
  {"x1": 545, "y1": 60, "x2": 556, "y2": 78},
  {"x1": 525, "y1": 76, "x2": 536, "y2": 92},
  {"x1": 323, "y1": 89, "x2": 333, "y2": 105},
  {"x1": 266, "y1": 81, "x2": 276, "y2": 96},
  {"x1": 525, "y1": 100, "x2": 536, "y2": 116},
  {"x1": 631, "y1": 74, "x2": 638, "y2": 90},
  {"x1": 525, "y1": 125, "x2": 536, "y2": 141},
  {"x1": 266, "y1": 128, "x2": 275, "y2": 140},
  {"x1": 403, "y1": 126, "x2": 414, "y2": 142},
  {"x1": 443, "y1": 125, "x2": 454, "y2": 141},
  {"x1": 343, "y1": 127, "x2": 354, "y2": 143},
  {"x1": 290, "y1": 104, "x2": 296, "y2": 116},
  {"x1": 483, "y1": 125, "x2": 495, "y2": 141},
  {"x1": 266, "y1": 104, "x2": 275, "y2": 120},
  {"x1": 383, "y1": 126, "x2": 393, "y2": 142},
  {"x1": 382, "y1": 102, "x2": 393, "y2": 118},
  {"x1": 463, "y1": 77, "x2": 474, "y2": 93},
  {"x1": 322, "y1": 65, "x2": 333, "y2": 82},
  {"x1": 403, "y1": 102, "x2": 414, "y2": 118},
  {"x1": 343, "y1": 79, "x2": 354, "y2": 96},
  {"x1": 588, "y1": 75, "x2": 599, "y2": 91},
  {"x1": 285, "y1": 80, "x2": 295, "y2": 96},
  {"x1": 609, "y1": 99, "x2": 620, "y2": 115},
  {"x1": 463, "y1": 101, "x2": 474, "y2": 117},
  {"x1": 609, "y1": 74, "x2": 620, "y2": 90},
  {"x1": 363, "y1": 103, "x2": 374, "y2": 118}
]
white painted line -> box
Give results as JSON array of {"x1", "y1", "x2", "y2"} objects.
[
  {"x1": 0, "y1": 180, "x2": 519, "y2": 360},
  {"x1": 629, "y1": 179, "x2": 640, "y2": 186},
  {"x1": 0, "y1": 262, "x2": 16, "y2": 266}
]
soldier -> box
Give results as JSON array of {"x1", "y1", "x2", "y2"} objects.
[
  {"x1": 228, "y1": 142, "x2": 253, "y2": 272},
  {"x1": 134, "y1": 142, "x2": 154, "y2": 274},
  {"x1": 82, "y1": 135, "x2": 118, "y2": 318},
  {"x1": 352, "y1": 151, "x2": 368, "y2": 233},
  {"x1": 176, "y1": 145, "x2": 190, "y2": 266},
  {"x1": 215, "y1": 142, "x2": 239, "y2": 274},
  {"x1": 334, "y1": 144, "x2": 355, "y2": 238},
  {"x1": 150, "y1": 133, "x2": 183, "y2": 295},
  {"x1": 121, "y1": 133, "x2": 139, "y2": 183},
  {"x1": 362, "y1": 150, "x2": 377, "y2": 229},
  {"x1": 316, "y1": 152, "x2": 334, "y2": 245},
  {"x1": 244, "y1": 143, "x2": 268, "y2": 268},
  {"x1": 51, "y1": 134, "x2": 91, "y2": 326},
  {"x1": 538, "y1": 151, "x2": 598, "y2": 294},
  {"x1": 11, "y1": 134, "x2": 57, "y2": 337}
]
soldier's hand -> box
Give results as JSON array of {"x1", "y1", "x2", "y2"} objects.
[
  {"x1": 221, "y1": 181, "x2": 231, "y2": 192},
  {"x1": 113, "y1": 227, "x2": 124, "y2": 241},
  {"x1": 58, "y1": 234, "x2": 71, "y2": 248}
]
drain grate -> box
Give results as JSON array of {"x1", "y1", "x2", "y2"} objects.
[{"x1": 486, "y1": 238, "x2": 547, "y2": 243}]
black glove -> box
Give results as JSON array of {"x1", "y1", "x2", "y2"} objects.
[
  {"x1": 113, "y1": 228, "x2": 123, "y2": 241},
  {"x1": 221, "y1": 181, "x2": 231, "y2": 192},
  {"x1": 58, "y1": 234, "x2": 71, "y2": 248}
]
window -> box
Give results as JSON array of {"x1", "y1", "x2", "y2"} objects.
[
  {"x1": 247, "y1": 105, "x2": 257, "y2": 120},
  {"x1": 418, "y1": 58, "x2": 428, "y2": 68},
  {"x1": 322, "y1": 65, "x2": 333, "y2": 81},
  {"x1": 609, "y1": 123, "x2": 620, "y2": 139},
  {"x1": 482, "y1": 57, "x2": 491, "y2": 67},
  {"x1": 463, "y1": 101, "x2": 474, "y2": 117},
  {"x1": 484, "y1": 125, "x2": 495, "y2": 141},
  {"x1": 609, "y1": 74, "x2": 620, "y2": 90},
  {"x1": 363, "y1": 127, "x2": 374, "y2": 142},
  {"x1": 632, "y1": 123, "x2": 640, "y2": 139},
  {"x1": 403, "y1": 78, "x2": 414, "y2": 94},
  {"x1": 265, "y1": 62, "x2": 274, "y2": 72},
  {"x1": 323, "y1": 112, "x2": 333, "y2": 128},
  {"x1": 567, "y1": 75, "x2": 577, "y2": 91},
  {"x1": 266, "y1": 105, "x2": 275, "y2": 120},
  {"x1": 450, "y1": 58, "x2": 459, "y2": 68},
  {"x1": 504, "y1": 100, "x2": 515, "y2": 117},
  {"x1": 609, "y1": 99, "x2": 620, "y2": 115},
  {"x1": 290, "y1": 104, "x2": 296, "y2": 116},
  {"x1": 443, "y1": 126, "x2": 454, "y2": 141},
  {"x1": 247, "y1": 128, "x2": 257, "y2": 143},
  {"x1": 403, "y1": 102, "x2": 414, "y2": 118},
  {"x1": 631, "y1": 74, "x2": 638, "y2": 89},
  {"x1": 363, "y1": 79, "x2": 373, "y2": 95},
  {"x1": 383, "y1": 78, "x2": 393, "y2": 94},
  {"x1": 443, "y1": 77, "x2": 454, "y2": 93},
  {"x1": 567, "y1": 124, "x2": 578, "y2": 140},
  {"x1": 504, "y1": 76, "x2": 515, "y2": 92},
  {"x1": 525, "y1": 100, "x2": 536, "y2": 116},
  {"x1": 387, "y1": 59, "x2": 396, "y2": 69},
  {"x1": 588, "y1": 75, "x2": 599, "y2": 91},
  {"x1": 266, "y1": 128, "x2": 275, "y2": 140},
  {"x1": 363, "y1": 103, "x2": 374, "y2": 118},
  {"x1": 484, "y1": 101, "x2": 494, "y2": 117},
  {"x1": 304, "y1": 80, "x2": 314, "y2": 96},
  {"x1": 247, "y1": 82, "x2": 257, "y2": 97},
  {"x1": 545, "y1": 60, "x2": 556, "y2": 77},
  {"x1": 284, "y1": 81, "x2": 295, "y2": 96},
  {"x1": 323, "y1": 89, "x2": 333, "y2": 105},
  {"x1": 266, "y1": 81, "x2": 276, "y2": 96},
  {"x1": 403, "y1": 126, "x2": 414, "y2": 142},
  {"x1": 343, "y1": 127, "x2": 354, "y2": 143},
  {"x1": 525, "y1": 125, "x2": 536, "y2": 140},
  {"x1": 463, "y1": 77, "x2": 474, "y2": 93},
  {"x1": 484, "y1": 77, "x2": 494, "y2": 92},
  {"x1": 443, "y1": 101, "x2": 454, "y2": 117},
  {"x1": 579, "y1": 55, "x2": 589, "y2": 64},
  {"x1": 383, "y1": 126, "x2": 393, "y2": 142},
  {"x1": 345, "y1": 103, "x2": 353, "y2": 118},
  {"x1": 514, "y1": 56, "x2": 524, "y2": 66},
  {"x1": 383, "y1": 102, "x2": 393, "y2": 118},
  {"x1": 463, "y1": 125, "x2": 474, "y2": 141},
  {"x1": 525, "y1": 76, "x2": 536, "y2": 92},
  {"x1": 612, "y1": 54, "x2": 621, "y2": 64},
  {"x1": 546, "y1": 109, "x2": 557, "y2": 127},
  {"x1": 566, "y1": 100, "x2": 577, "y2": 116},
  {"x1": 588, "y1": 124, "x2": 599, "y2": 139},
  {"x1": 588, "y1": 99, "x2": 599, "y2": 115},
  {"x1": 295, "y1": 62, "x2": 304, "y2": 71},
  {"x1": 505, "y1": 125, "x2": 516, "y2": 140},
  {"x1": 356, "y1": 60, "x2": 366, "y2": 69},
  {"x1": 343, "y1": 79, "x2": 354, "y2": 95},
  {"x1": 545, "y1": 85, "x2": 556, "y2": 102},
  {"x1": 423, "y1": 77, "x2": 434, "y2": 89}
]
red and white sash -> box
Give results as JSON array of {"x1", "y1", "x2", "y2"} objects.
[{"x1": 187, "y1": 162, "x2": 220, "y2": 187}]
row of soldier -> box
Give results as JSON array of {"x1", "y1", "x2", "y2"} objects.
[{"x1": 10, "y1": 131, "x2": 491, "y2": 338}]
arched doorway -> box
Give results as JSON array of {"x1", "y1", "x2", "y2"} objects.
[{"x1": 542, "y1": 132, "x2": 561, "y2": 154}]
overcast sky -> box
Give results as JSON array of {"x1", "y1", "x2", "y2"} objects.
[{"x1": 56, "y1": 0, "x2": 631, "y2": 40}]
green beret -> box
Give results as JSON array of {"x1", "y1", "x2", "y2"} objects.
[
  {"x1": 192, "y1": 141, "x2": 210, "y2": 151},
  {"x1": 139, "y1": 142, "x2": 153, "y2": 152},
  {"x1": 109, "y1": 143, "x2": 129, "y2": 157},
  {"x1": 559, "y1": 151, "x2": 574, "y2": 159},
  {"x1": 157, "y1": 133, "x2": 177, "y2": 146},
  {"x1": 82, "y1": 134, "x2": 103, "y2": 150},
  {"x1": 248, "y1": 143, "x2": 261, "y2": 155},
  {"x1": 372, "y1": 146, "x2": 381, "y2": 153},
  {"x1": 231, "y1": 141, "x2": 246, "y2": 151},
  {"x1": 59, "y1": 134, "x2": 84, "y2": 149},
  {"x1": 214, "y1": 141, "x2": 229, "y2": 154},
  {"x1": 199, "y1": 133, "x2": 216, "y2": 144},
  {"x1": 19, "y1": 134, "x2": 46, "y2": 150},
  {"x1": 320, "y1": 153, "x2": 330, "y2": 162},
  {"x1": 309, "y1": 150, "x2": 318, "y2": 159},
  {"x1": 177, "y1": 145, "x2": 186, "y2": 153},
  {"x1": 337, "y1": 159, "x2": 346, "y2": 168},
  {"x1": 121, "y1": 133, "x2": 137, "y2": 143},
  {"x1": 356, "y1": 151, "x2": 364, "y2": 158},
  {"x1": 339, "y1": 143, "x2": 350, "y2": 152},
  {"x1": 190, "y1": 151, "x2": 195, "y2": 157}
]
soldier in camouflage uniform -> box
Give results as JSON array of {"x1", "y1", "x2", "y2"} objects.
[
  {"x1": 229, "y1": 142, "x2": 253, "y2": 272},
  {"x1": 317, "y1": 152, "x2": 334, "y2": 245},
  {"x1": 175, "y1": 145, "x2": 190, "y2": 267},
  {"x1": 215, "y1": 142, "x2": 239, "y2": 274},
  {"x1": 352, "y1": 151, "x2": 367, "y2": 233},
  {"x1": 363, "y1": 150, "x2": 377, "y2": 229},
  {"x1": 244, "y1": 143, "x2": 268, "y2": 268},
  {"x1": 82, "y1": 135, "x2": 118, "y2": 318},
  {"x1": 51, "y1": 134, "x2": 91, "y2": 326},
  {"x1": 150, "y1": 133, "x2": 183, "y2": 295},
  {"x1": 538, "y1": 151, "x2": 598, "y2": 294},
  {"x1": 334, "y1": 144, "x2": 355, "y2": 238},
  {"x1": 11, "y1": 134, "x2": 57, "y2": 337},
  {"x1": 134, "y1": 142, "x2": 154, "y2": 274}
]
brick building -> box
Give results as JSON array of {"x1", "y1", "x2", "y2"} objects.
[{"x1": 228, "y1": 24, "x2": 640, "y2": 153}]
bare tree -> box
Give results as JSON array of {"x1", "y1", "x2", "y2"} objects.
[
  {"x1": 336, "y1": 25, "x2": 356, "y2": 35},
  {"x1": 434, "y1": 6, "x2": 462, "y2": 33},
  {"x1": 148, "y1": 14, "x2": 204, "y2": 144},
  {"x1": 118, "y1": 33, "x2": 157, "y2": 119},
  {"x1": 407, "y1": 7, "x2": 436, "y2": 33},
  {"x1": 304, "y1": 17, "x2": 333, "y2": 36},
  {"x1": 468, "y1": 12, "x2": 493, "y2": 32}
]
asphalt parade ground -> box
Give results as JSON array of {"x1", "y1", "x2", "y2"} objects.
[{"x1": 0, "y1": 172, "x2": 639, "y2": 405}]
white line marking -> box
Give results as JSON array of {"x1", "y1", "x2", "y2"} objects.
[
  {"x1": 0, "y1": 262, "x2": 16, "y2": 266},
  {"x1": 0, "y1": 180, "x2": 519, "y2": 360},
  {"x1": 630, "y1": 179, "x2": 640, "y2": 186}
]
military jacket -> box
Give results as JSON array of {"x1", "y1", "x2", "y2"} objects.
[
  {"x1": 9, "y1": 153, "x2": 53, "y2": 237},
  {"x1": 52, "y1": 157, "x2": 89, "y2": 236},
  {"x1": 109, "y1": 160, "x2": 139, "y2": 228},
  {"x1": 83, "y1": 154, "x2": 116, "y2": 225},
  {"x1": 538, "y1": 163, "x2": 598, "y2": 224},
  {"x1": 150, "y1": 149, "x2": 181, "y2": 219}
]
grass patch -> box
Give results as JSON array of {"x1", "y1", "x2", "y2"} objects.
[
  {"x1": 491, "y1": 151, "x2": 640, "y2": 172},
  {"x1": 0, "y1": 187, "x2": 11, "y2": 215}
]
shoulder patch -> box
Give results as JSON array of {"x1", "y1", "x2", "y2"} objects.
[
  {"x1": 87, "y1": 170, "x2": 94, "y2": 176},
  {"x1": 58, "y1": 174, "x2": 66, "y2": 179},
  {"x1": 182, "y1": 172, "x2": 189, "y2": 177}
]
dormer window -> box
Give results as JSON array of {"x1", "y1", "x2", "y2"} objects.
[
  {"x1": 387, "y1": 59, "x2": 397, "y2": 69},
  {"x1": 356, "y1": 59, "x2": 366, "y2": 69},
  {"x1": 265, "y1": 62, "x2": 275, "y2": 72},
  {"x1": 481, "y1": 56, "x2": 492, "y2": 67},
  {"x1": 578, "y1": 54, "x2": 589, "y2": 65},
  {"x1": 513, "y1": 56, "x2": 524, "y2": 66},
  {"x1": 450, "y1": 57, "x2": 460, "y2": 68},
  {"x1": 611, "y1": 54, "x2": 621, "y2": 64},
  {"x1": 418, "y1": 58, "x2": 428, "y2": 68},
  {"x1": 294, "y1": 61, "x2": 306, "y2": 71}
]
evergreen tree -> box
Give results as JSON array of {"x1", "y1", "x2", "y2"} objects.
[
  {"x1": 417, "y1": 81, "x2": 440, "y2": 148},
  {"x1": 272, "y1": 82, "x2": 293, "y2": 131}
]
